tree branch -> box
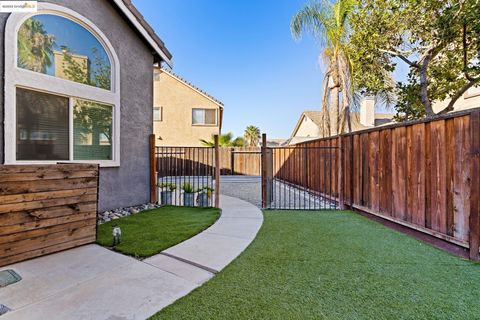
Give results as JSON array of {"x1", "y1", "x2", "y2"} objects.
[
  {"x1": 379, "y1": 48, "x2": 420, "y2": 68},
  {"x1": 438, "y1": 79, "x2": 478, "y2": 114}
]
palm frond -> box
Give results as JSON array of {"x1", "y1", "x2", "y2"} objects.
[{"x1": 290, "y1": 0, "x2": 334, "y2": 48}]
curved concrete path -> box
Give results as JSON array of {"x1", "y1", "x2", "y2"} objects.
[{"x1": 0, "y1": 195, "x2": 262, "y2": 320}]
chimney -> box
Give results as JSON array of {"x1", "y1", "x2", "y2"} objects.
[{"x1": 360, "y1": 96, "x2": 375, "y2": 127}]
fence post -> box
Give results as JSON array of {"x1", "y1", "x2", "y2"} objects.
[
  {"x1": 261, "y1": 133, "x2": 267, "y2": 209},
  {"x1": 149, "y1": 134, "x2": 157, "y2": 204},
  {"x1": 230, "y1": 147, "x2": 235, "y2": 175},
  {"x1": 338, "y1": 134, "x2": 345, "y2": 210},
  {"x1": 469, "y1": 111, "x2": 480, "y2": 261},
  {"x1": 214, "y1": 135, "x2": 220, "y2": 208}
]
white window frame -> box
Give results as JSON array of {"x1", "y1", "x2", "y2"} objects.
[
  {"x1": 153, "y1": 106, "x2": 163, "y2": 121},
  {"x1": 192, "y1": 108, "x2": 217, "y2": 126},
  {"x1": 4, "y1": 3, "x2": 121, "y2": 167}
]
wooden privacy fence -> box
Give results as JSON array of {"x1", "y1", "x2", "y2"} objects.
[
  {"x1": 219, "y1": 147, "x2": 261, "y2": 175},
  {"x1": 153, "y1": 144, "x2": 261, "y2": 177},
  {"x1": 270, "y1": 142, "x2": 339, "y2": 198},
  {"x1": 0, "y1": 164, "x2": 99, "y2": 267},
  {"x1": 291, "y1": 108, "x2": 480, "y2": 260}
]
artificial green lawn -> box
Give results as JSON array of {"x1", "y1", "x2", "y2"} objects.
[
  {"x1": 96, "y1": 206, "x2": 220, "y2": 258},
  {"x1": 153, "y1": 210, "x2": 480, "y2": 319}
]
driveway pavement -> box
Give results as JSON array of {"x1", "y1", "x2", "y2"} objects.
[{"x1": 0, "y1": 195, "x2": 262, "y2": 320}]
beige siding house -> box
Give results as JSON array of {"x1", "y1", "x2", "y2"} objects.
[
  {"x1": 433, "y1": 86, "x2": 480, "y2": 113},
  {"x1": 153, "y1": 68, "x2": 223, "y2": 146},
  {"x1": 289, "y1": 97, "x2": 393, "y2": 144}
]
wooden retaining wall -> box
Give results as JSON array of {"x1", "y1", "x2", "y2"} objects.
[
  {"x1": 0, "y1": 164, "x2": 99, "y2": 267},
  {"x1": 290, "y1": 108, "x2": 480, "y2": 259}
]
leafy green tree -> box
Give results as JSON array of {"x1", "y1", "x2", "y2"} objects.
[
  {"x1": 349, "y1": 0, "x2": 480, "y2": 118},
  {"x1": 60, "y1": 46, "x2": 111, "y2": 90},
  {"x1": 244, "y1": 125, "x2": 261, "y2": 147},
  {"x1": 17, "y1": 18, "x2": 55, "y2": 73},
  {"x1": 291, "y1": 0, "x2": 357, "y2": 135},
  {"x1": 200, "y1": 132, "x2": 245, "y2": 147}
]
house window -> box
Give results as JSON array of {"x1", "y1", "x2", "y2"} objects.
[
  {"x1": 154, "y1": 107, "x2": 163, "y2": 121},
  {"x1": 5, "y1": 3, "x2": 120, "y2": 166},
  {"x1": 192, "y1": 108, "x2": 217, "y2": 125}
]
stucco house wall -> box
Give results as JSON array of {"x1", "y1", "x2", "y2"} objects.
[
  {"x1": 154, "y1": 69, "x2": 223, "y2": 147},
  {"x1": 294, "y1": 115, "x2": 321, "y2": 138},
  {"x1": 1, "y1": 0, "x2": 161, "y2": 211},
  {"x1": 433, "y1": 88, "x2": 480, "y2": 113}
]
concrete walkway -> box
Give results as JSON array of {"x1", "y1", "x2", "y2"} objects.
[{"x1": 0, "y1": 195, "x2": 262, "y2": 320}]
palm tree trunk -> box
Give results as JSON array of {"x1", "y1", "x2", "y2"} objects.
[{"x1": 330, "y1": 86, "x2": 339, "y2": 136}]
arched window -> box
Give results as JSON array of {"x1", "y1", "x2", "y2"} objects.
[{"x1": 5, "y1": 3, "x2": 120, "y2": 166}]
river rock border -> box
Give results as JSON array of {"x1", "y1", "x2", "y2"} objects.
[{"x1": 97, "y1": 203, "x2": 162, "y2": 224}]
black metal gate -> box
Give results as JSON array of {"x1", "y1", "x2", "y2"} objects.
[
  {"x1": 261, "y1": 144, "x2": 339, "y2": 210},
  {"x1": 155, "y1": 145, "x2": 220, "y2": 207}
]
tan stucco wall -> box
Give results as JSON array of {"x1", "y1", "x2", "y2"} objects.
[
  {"x1": 153, "y1": 70, "x2": 222, "y2": 146},
  {"x1": 433, "y1": 88, "x2": 480, "y2": 113},
  {"x1": 294, "y1": 116, "x2": 320, "y2": 138}
]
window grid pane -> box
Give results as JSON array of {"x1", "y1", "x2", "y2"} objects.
[
  {"x1": 192, "y1": 108, "x2": 205, "y2": 124},
  {"x1": 16, "y1": 88, "x2": 70, "y2": 161},
  {"x1": 74, "y1": 99, "x2": 113, "y2": 160},
  {"x1": 205, "y1": 109, "x2": 216, "y2": 125},
  {"x1": 154, "y1": 107, "x2": 162, "y2": 121}
]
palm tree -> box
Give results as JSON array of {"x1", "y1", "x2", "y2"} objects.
[
  {"x1": 200, "y1": 132, "x2": 245, "y2": 147},
  {"x1": 17, "y1": 18, "x2": 55, "y2": 73},
  {"x1": 244, "y1": 125, "x2": 261, "y2": 147},
  {"x1": 291, "y1": 0, "x2": 357, "y2": 135}
]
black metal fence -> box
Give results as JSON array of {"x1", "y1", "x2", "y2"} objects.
[
  {"x1": 262, "y1": 145, "x2": 339, "y2": 210},
  {"x1": 156, "y1": 146, "x2": 219, "y2": 207}
]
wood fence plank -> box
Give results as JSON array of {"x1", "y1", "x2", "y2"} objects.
[
  {"x1": 0, "y1": 225, "x2": 96, "y2": 257},
  {"x1": 453, "y1": 116, "x2": 471, "y2": 241},
  {"x1": 353, "y1": 134, "x2": 362, "y2": 205},
  {"x1": 369, "y1": 131, "x2": 380, "y2": 211},
  {"x1": 0, "y1": 219, "x2": 96, "y2": 245},
  {"x1": 361, "y1": 134, "x2": 370, "y2": 207},
  {"x1": 446, "y1": 119, "x2": 455, "y2": 236},
  {"x1": 408, "y1": 123, "x2": 426, "y2": 226},
  {"x1": 392, "y1": 127, "x2": 407, "y2": 220},
  {"x1": 0, "y1": 177, "x2": 97, "y2": 195},
  {"x1": 379, "y1": 129, "x2": 392, "y2": 216},
  {"x1": 0, "y1": 188, "x2": 97, "y2": 205},
  {"x1": 469, "y1": 111, "x2": 480, "y2": 260},
  {"x1": 0, "y1": 237, "x2": 94, "y2": 267},
  {"x1": 0, "y1": 164, "x2": 97, "y2": 174},
  {"x1": 425, "y1": 122, "x2": 432, "y2": 228},
  {"x1": 0, "y1": 194, "x2": 97, "y2": 214},
  {"x1": 0, "y1": 212, "x2": 96, "y2": 236},
  {"x1": 0, "y1": 170, "x2": 97, "y2": 182},
  {"x1": 1, "y1": 203, "x2": 97, "y2": 226},
  {"x1": 430, "y1": 120, "x2": 447, "y2": 233}
]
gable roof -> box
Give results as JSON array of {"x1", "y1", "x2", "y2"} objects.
[
  {"x1": 112, "y1": 0, "x2": 173, "y2": 66},
  {"x1": 291, "y1": 110, "x2": 394, "y2": 139},
  {"x1": 158, "y1": 67, "x2": 224, "y2": 107},
  {"x1": 290, "y1": 111, "x2": 321, "y2": 138}
]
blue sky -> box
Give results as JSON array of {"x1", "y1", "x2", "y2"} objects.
[
  {"x1": 133, "y1": 0, "x2": 406, "y2": 139},
  {"x1": 133, "y1": 0, "x2": 326, "y2": 139}
]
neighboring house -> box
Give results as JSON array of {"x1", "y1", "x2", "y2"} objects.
[
  {"x1": 153, "y1": 67, "x2": 223, "y2": 146},
  {"x1": 1, "y1": 0, "x2": 172, "y2": 210},
  {"x1": 266, "y1": 139, "x2": 287, "y2": 147},
  {"x1": 433, "y1": 86, "x2": 480, "y2": 113},
  {"x1": 289, "y1": 97, "x2": 393, "y2": 144}
]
